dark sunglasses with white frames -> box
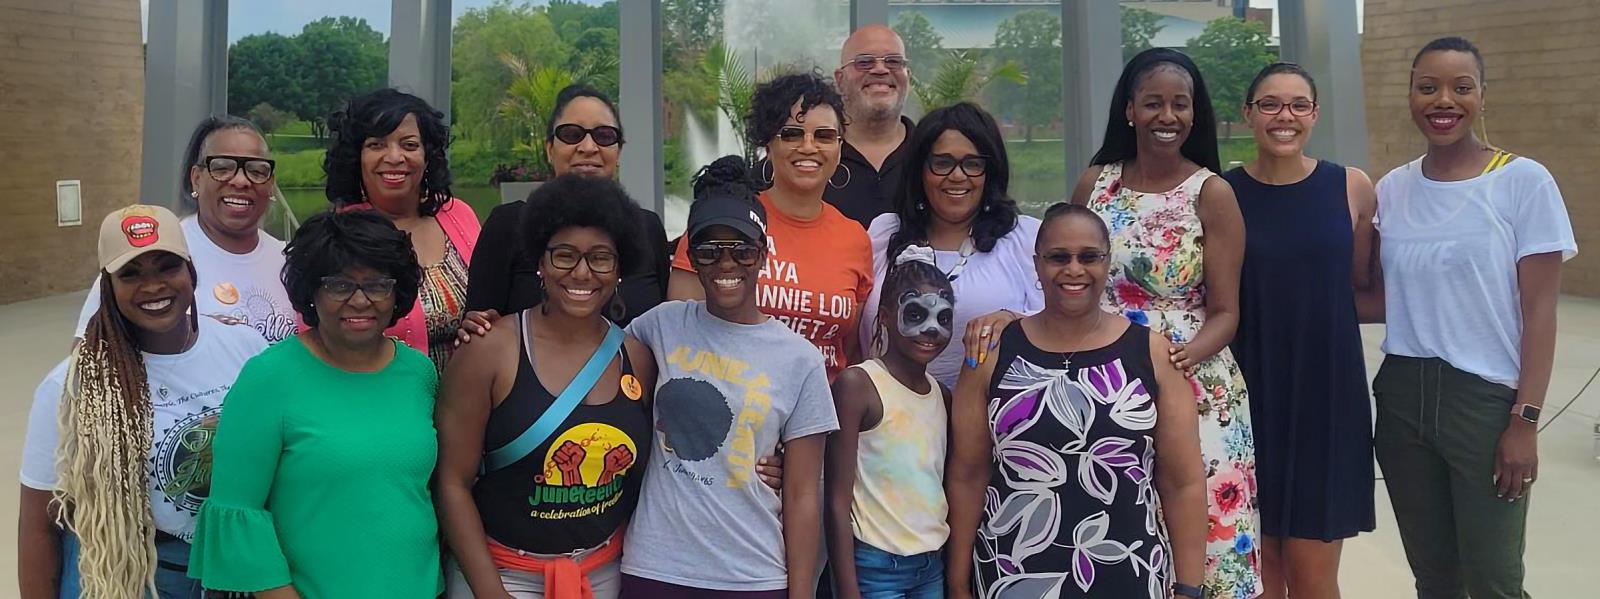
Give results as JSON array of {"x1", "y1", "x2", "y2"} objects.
[
  {"x1": 201, "y1": 155, "x2": 276, "y2": 184},
  {"x1": 1247, "y1": 98, "x2": 1317, "y2": 117},
  {"x1": 1037, "y1": 249, "x2": 1108, "y2": 267}
]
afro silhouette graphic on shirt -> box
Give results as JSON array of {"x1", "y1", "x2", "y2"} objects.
[{"x1": 654, "y1": 377, "x2": 734, "y2": 462}]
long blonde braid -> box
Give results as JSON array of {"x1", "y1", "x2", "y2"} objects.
[{"x1": 54, "y1": 275, "x2": 157, "y2": 598}]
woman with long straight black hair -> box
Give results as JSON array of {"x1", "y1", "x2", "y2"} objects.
[{"x1": 1070, "y1": 47, "x2": 1261, "y2": 598}]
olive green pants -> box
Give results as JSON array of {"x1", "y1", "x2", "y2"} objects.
[{"x1": 1373, "y1": 355, "x2": 1530, "y2": 599}]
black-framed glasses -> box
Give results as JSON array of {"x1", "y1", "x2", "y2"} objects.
[
  {"x1": 546, "y1": 245, "x2": 619, "y2": 274},
  {"x1": 845, "y1": 54, "x2": 909, "y2": 72},
  {"x1": 927, "y1": 153, "x2": 989, "y2": 177},
  {"x1": 776, "y1": 126, "x2": 841, "y2": 146},
  {"x1": 201, "y1": 155, "x2": 276, "y2": 184},
  {"x1": 319, "y1": 276, "x2": 397, "y2": 301},
  {"x1": 553, "y1": 124, "x2": 624, "y2": 147},
  {"x1": 1248, "y1": 98, "x2": 1317, "y2": 116},
  {"x1": 1037, "y1": 249, "x2": 1108, "y2": 266},
  {"x1": 689, "y1": 241, "x2": 765, "y2": 267}
]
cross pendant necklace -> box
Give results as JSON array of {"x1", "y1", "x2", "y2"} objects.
[{"x1": 1061, "y1": 310, "x2": 1105, "y2": 372}]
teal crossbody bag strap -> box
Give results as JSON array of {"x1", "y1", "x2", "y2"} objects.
[{"x1": 483, "y1": 320, "x2": 624, "y2": 472}]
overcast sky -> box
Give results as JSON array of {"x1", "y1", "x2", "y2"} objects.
[{"x1": 137, "y1": 0, "x2": 1362, "y2": 43}]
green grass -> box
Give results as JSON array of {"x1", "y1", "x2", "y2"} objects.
[{"x1": 264, "y1": 133, "x2": 326, "y2": 154}]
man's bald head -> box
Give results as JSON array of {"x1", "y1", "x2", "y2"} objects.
[
  {"x1": 835, "y1": 24, "x2": 911, "y2": 127},
  {"x1": 840, "y1": 24, "x2": 906, "y2": 64}
]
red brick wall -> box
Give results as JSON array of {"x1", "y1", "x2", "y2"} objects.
[
  {"x1": 1363, "y1": 0, "x2": 1600, "y2": 296},
  {"x1": 0, "y1": 0, "x2": 144, "y2": 304}
]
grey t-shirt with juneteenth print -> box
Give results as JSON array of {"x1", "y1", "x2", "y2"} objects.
[{"x1": 622, "y1": 300, "x2": 838, "y2": 591}]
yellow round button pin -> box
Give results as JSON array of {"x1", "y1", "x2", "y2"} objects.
[
  {"x1": 213, "y1": 282, "x2": 240, "y2": 305},
  {"x1": 620, "y1": 374, "x2": 643, "y2": 401}
]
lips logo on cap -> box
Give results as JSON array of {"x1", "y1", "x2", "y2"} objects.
[{"x1": 122, "y1": 216, "x2": 160, "y2": 248}]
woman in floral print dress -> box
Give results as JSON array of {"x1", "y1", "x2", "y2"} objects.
[{"x1": 1070, "y1": 48, "x2": 1262, "y2": 598}]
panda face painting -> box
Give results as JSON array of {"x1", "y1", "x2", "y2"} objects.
[{"x1": 896, "y1": 290, "x2": 954, "y2": 345}]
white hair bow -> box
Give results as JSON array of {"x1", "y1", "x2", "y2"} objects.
[{"x1": 894, "y1": 244, "x2": 938, "y2": 268}]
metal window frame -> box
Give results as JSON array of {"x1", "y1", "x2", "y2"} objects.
[{"x1": 138, "y1": 1, "x2": 1368, "y2": 213}]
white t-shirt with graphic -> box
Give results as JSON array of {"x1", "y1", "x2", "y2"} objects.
[
  {"x1": 623, "y1": 300, "x2": 839, "y2": 591},
  {"x1": 21, "y1": 318, "x2": 269, "y2": 541},
  {"x1": 1375, "y1": 156, "x2": 1578, "y2": 388},
  {"x1": 77, "y1": 217, "x2": 296, "y2": 343}
]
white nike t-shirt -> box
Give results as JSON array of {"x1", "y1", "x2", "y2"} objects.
[
  {"x1": 1375, "y1": 156, "x2": 1578, "y2": 388},
  {"x1": 21, "y1": 318, "x2": 269, "y2": 541},
  {"x1": 76, "y1": 217, "x2": 296, "y2": 343}
]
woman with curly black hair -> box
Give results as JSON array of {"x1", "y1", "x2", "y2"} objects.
[
  {"x1": 436, "y1": 174, "x2": 653, "y2": 599},
  {"x1": 1069, "y1": 47, "x2": 1260, "y2": 598},
  {"x1": 859, "y1": 102, "x2": 1043, "y2": 389},
  {"x1": 666, "y1": 72, "x2": 873, "y2": 381},
  {"x1": 189, "y1": 210, "x2": 443, "y2": 598},
  {"x1": 324, "y1": 88, "x2": 480, "y2": 372}
]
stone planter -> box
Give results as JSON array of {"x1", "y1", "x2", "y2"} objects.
[{"x1": 498, "y1": 181, "x2": 541, "y2": 204}]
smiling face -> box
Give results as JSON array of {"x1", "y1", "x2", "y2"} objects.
[
  {"x1": 313, "y1": 264, "x2": 398, "y2": 348},
  {"x1": 766, "y1": 102, "x2": 842, "y2": 195},
  {"x1": 692, "y1": 226, "x2": 764, "y2": 315},
  {"x1": 888, "y1": 281, "x2": 954, "y2": 365},
  {"x1": 1035, "y1": 214, "x2": 1111, "y2": 316},
  {"x1": 189, "y1": 128, "x2": 273, "y2": 241},
  {"x1": 1409, "y1": 50, "x2": 1484, "y2": 148},
  {"x1": 1125, "y1": 65, "x2": 1195, "y2": 158},
  {"x1": 835, "y1": 25, "x2": 910, "y2": 124},
  {"x1": 546, "y1": 96, "x2": 622, "y2": 179},
  {"x1": 359, "y1": 113, "x2": 426, "y2": 212},
  {"x1": 109, "y1": 251, "x2": 195, "y2": 337},
  {"x1": 1246, "y1": 73, "x2": 1319, "y2": 158},
  {"x1": 539, "y1": 226, "x2": 621, "y2": 319},
  {"x1": 922, "y1": 129, "x2": 987, "y2": 228}
]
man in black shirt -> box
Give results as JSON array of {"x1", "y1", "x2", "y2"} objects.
[{"x1": 828, "y1": 25, "x2": 915, "y2": 228}]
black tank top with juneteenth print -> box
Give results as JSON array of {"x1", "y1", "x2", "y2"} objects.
[{"x1": 472, "y1": 312, "x2": 652, "y2": 553}]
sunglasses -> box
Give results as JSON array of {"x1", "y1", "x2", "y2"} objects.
[
  {"x1": 553, "y1": 124, "x2": 623, "y2": 147},
  {"x1": 546, "y1": 245, "x2": 619, "y2": 274},
  {"x1": 1248, "y1": 98, "x2": 1317, "y2": 117},
  {"x1": 1037, "y1": 249, "x2": 1109, "y2": 266},
  {"x1": 201, "y1": 155, "x2": 276, "y2": 184},
  {"x1": 927, "y1": 153, "x2": 989, "y2": 177},
  {"x1": 690, "y1": 241, "x2": 765, "y2": 267},
  {"x1": 776, "y1": 126, "x2": 841, "y2": 146},
  {"x1": 844, "y1": 54, "x2": 909, "y2": 72},
  {"x1": 319, "y1": 276, "x2": 397, "y2": 301}
]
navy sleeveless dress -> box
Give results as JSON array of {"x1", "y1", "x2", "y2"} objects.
[{"x1": 1223, "y1": 161, "x2": 1376, "y2": 541}]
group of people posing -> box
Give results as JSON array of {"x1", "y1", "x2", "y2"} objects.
[{"x1": 19, "y1": 25, "x2": 1574, "y2": 599}]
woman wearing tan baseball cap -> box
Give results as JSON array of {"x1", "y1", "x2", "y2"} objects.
[{"x1": 19, "y1": 204, "x2": 270, "y2": 598}]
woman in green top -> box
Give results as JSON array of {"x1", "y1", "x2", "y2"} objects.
[{"x1": 189, "y1": 210, "x2": 442, "y2": 598}]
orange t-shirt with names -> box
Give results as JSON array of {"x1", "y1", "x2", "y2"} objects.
[{"x1": 673, "y1": 193, "x2": 873, "y2": 379}]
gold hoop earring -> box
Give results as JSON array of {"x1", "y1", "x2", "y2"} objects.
[{"x1": 828, "y1": 163, "x2": 852, "y2": 189}]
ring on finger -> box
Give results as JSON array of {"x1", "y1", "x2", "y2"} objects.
[{"x1": 981, "y1": 325, "x2": 993, "y2": 336}]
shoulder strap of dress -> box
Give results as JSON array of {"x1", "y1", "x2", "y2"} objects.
[{"x1": 1182, "y1": 167, "x2": 1216, "y2": 196}]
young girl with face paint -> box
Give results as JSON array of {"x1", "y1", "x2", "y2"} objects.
[{"x1": 825, "y1": 245, "x2": 955, "y2": 599}]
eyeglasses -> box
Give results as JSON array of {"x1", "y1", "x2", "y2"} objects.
[
  {"x1": 776, "y1": 126, "x2": 841, "y2": 146},
  {"x1": 1037, "y1": 250, "x2": 1108, "y2": 266},
  {"x1": 553, "y1": 124, "x2": 624, "y2": 147},
  {"x1": 927, "y1": 154, "x2": 989, "y2": 177},
  {"x1": 689, "y1": 241, "x2": 765, "y2": 267},
  {"x1": 546, "y1": 245, "x2": 619, "y2": 274},
  {"x1": 1248, "y1": 98, "x2": 1317, "y2": 117},
  {"x1": 319, "y1": 276, "x2": 397, "y2": 301},
  {"x1": 201, "y1": 155, "x2": 276, "y2": 184},
  {"x1": 844, "y1": 54, "x2": 909, "y2": 72}
]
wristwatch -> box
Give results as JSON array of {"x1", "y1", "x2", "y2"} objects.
[
  {"x1": 1511, "y1": 403, "x2": 1542, "y2": 424},
  {"x1": 1173, "y1": 582, "x2": 1204, "y2": 598}
]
